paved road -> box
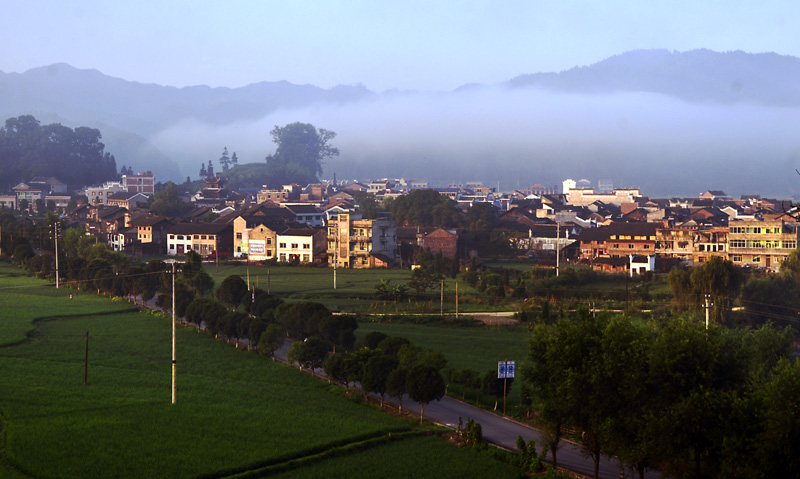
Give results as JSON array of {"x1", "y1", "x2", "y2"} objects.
[
  {"x1": 139, "y1": 295, "x2": 656, "y2": 479},
  {"x1": 272, "y1": 339, "x2": 657, "y2": 479}
]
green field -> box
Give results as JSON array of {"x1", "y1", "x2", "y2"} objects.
[
  {"x1": 205, "y1": 262, "x2": 513, "y2": 313},
  {"x1": 0, "y1": 261, "x2": 520, "y2": 478},
  {"x1": 356, "y1": 320, "x2": 531, "y2": 412}
]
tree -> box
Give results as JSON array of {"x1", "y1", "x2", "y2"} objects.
[
  {"x1": 362, "y1": 354, "x2": 398, "y2": 407},
  {"x1": 318, "y1": 314, "x2": 358, "y2": 353},
  {"x1": 690, "y1": 256, "x2": 743, "y2": 325},
  {"x1": 179, "y1": 250, "x2": 214, "y2": 297},
  {"x1": 258, "y1": 324, "x2": 285, "y2": 357},
  {"x1": 390, "y1": 189, "x2": 460, "y2": 227},
  {"x1": 465, "y1": 202, "x2": 499, "y2": 231},
  {"x1": 353, "y1": 191, "x2": 378, "y2": 219},
  {"x1": 219, "y1": 147, "x2": 230, "y2": 171},
  {"x1": 199, "y1": 163, "x2": 207, "y2": 178},
  {"x1": 231, "y1": 152, "x2": 238, "y2": 166},
  {"x1": 149, "y1": 181, "x2": 192, "y2": 217},
  {"x1": 406, "y1": 363, "x2": 446, "y2": 423},
  {"x1": 386, "y1": 367, "x2": 409, "y2": 413},
  {"x1": 265, "y1": 122, "x2": 339, "y2": 185},
  {"x1": 217, "y1": 274, "x2": 248, "y2": 309}
]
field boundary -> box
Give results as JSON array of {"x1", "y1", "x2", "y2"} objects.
[
  {"x1": 198, "y1": 429, "x2": 422, "y2": 479},
  {"x1": 0, "y1": 307, "x2": 141, "y2": 348}
]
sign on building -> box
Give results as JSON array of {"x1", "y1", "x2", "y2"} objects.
[{"x1": 249, "y1": 240, "x2": 266, "y2": 255}]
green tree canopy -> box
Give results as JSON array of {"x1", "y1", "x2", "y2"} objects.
[
  {"x1": 265, "y1": 122, "x2": 338, "y2": 186},
  {"x1": 149, "y1": 182, "x2": 192, "y2": 217},
  {"x1": 390, "y1": 189, "x2": 461, "y2": 227}
]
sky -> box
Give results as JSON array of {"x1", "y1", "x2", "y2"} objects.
[{"x1": 2, "y1": 1, "x2": 799, "y2": 92}]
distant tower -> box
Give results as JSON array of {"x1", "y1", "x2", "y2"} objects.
[{"x1": 562, "y1": 178, "x2": 576, "y2": 194}]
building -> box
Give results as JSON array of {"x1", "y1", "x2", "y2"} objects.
[
  {"x1": 166, "y1": 222, "x2": 233, "y2": 257},
  {"x1": 417, "y1": 228, "x2": 459, "y2": 258},
  {"x1": 275, "y1": 227, "x2": 327, "y2": 263},
  {"x1": 86, "y1": 182, "x2": 127, "y2": 205},
  {"x1": 565, "y1": 188, "x2": 642, "y2": 207},
  {"x1": 327, "y1": 213, "x2": 397, "y2": 268},
  {"x1": 727, "y1": 218, "x2": 799, "y2": 271},
  {"x1": 122, "y1": 171, "x2": 155, "y2": 196},
  {"x1": 232, "y1": 216, "x2": 286, "y2": 260}
]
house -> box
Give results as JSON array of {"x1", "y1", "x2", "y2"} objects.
[
  {"x1": 86, "y1": 182, "x2": 127, "y2": 205},
  {"x1": 28, "y1": 177, "x2": 67, "y2": 194},
  {"x1": 417, "y1": 228, "x2": 459, "y2": 258},
  {"x1": 565, "y1": 188, "x2": 642, "y2": 206},
  {"x1": 12, "y1": 183, "x2": 45, "y2": 208},
  {"x1": 630, "y1": 255, "x2": 655, "y2": 276},
  {"x1": 122, "y1": 171, "x2": 155, "y2": 196},
  {"x1": 107, "y1": 191, "x2": 149, "y2": 210},
  {"x1": 327, "y1": 213, "x2": 397, "y2": 268},
  {"x1": 0, "y1": 195, "x2": 16, "y2": 209},
  {"x1": 727, "y1": 218, "x2": 799, "y2": 272},
  {"x1": 574, "y1": 222, "x2": 659, "y2": 261},
  {"x1": 130, "y1": 215, "x2": 173, "y2": 246},
  {"x1": 166, "y1": 222, "x2": 233, "y2": 257},
  {"x1": 232, "y1": 216, "x2": 287, "y2": 260},
  {"x1": 284, "y1": 204, "x2": 325, "y2": 227},
  {"x1": 275, "y1": 226, "x2": 327, "y2": 263}
]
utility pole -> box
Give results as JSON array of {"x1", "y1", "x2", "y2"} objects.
[
  {"x1": 84, "y1": 331, "x2": 89, "y2": 385},
  {"x1": 704, "y1": 294, "x2": 713, "y2": 331},
  {"x1": 440, "y1": 280, "x2": 444, "y2": 317},
  {"x1": 54, "y1": 222, "x2": 60, "y2": 289},
  {"x1": 556, "y1": 221, "x2": 560, "y2": 277},
  {"x1": 171, "y1": 262, "x2": 176, "y2": 404},
  {"x1": 333, "y1": 228, "x2": 338, "y2": 289},
  {"x1": 455, "y1": 281, "x2": 459, "y2": 318}
]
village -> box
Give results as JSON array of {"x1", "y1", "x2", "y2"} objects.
[{"x1": 2, "y1": 171, "x2": 797, "y2": 276}]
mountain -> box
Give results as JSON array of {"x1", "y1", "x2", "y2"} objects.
[
  {"x1": 507, "y1": 49, "x2": 800, "y2": 106},
  {"x1": 3, "y1": 50, "x2": 800, "y2": 196}
]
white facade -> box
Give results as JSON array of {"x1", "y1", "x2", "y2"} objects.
[
  {"x1": 276, "y1": 233, "x2": 316, "y2": 263},
  {"x1": 86, "y1": 182, "x2": 126, "y2": 205},
  {"x1": 562, "y1": 178, "x2": 576, "y2": 194}
]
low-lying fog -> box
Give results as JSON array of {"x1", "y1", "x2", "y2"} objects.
[{"x1": 151, "y1": 86, "x2": 800, "y2": 198}]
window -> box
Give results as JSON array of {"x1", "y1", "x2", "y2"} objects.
[
  {"x1": 177, "y1": 235, "x2": 184, "y2": 240},
  {"x1": 194, "y1": 235, "x2": 200, "y2": 240},
  {"x1": 643, "y1": 245, "x2": 650, "y2": 249},
  {"x1": 628, "y1": 244, "x2": 634, "y2": 249},
  {"x1": 302, "y1": 254, "x2": 310, "y2": 262},
  {"x1": 266, "y1": 238, "x2": 272, "y2": 244},
  {"x1": 730, "y1": 240, "x2": 746, "y2": 248},
  {"x1": 170, "y1": 244, "x2": 175, "y2": 250},
  {"x1": 279, "y1": 243, "x2": 286, "y2": 248},
  {"x1": 291, "y1": 243, "x2": 299, "y2": 249},
  {"x1": 731, "y1": 254, "x2": 742, "y2": 262},
  {"x1": 752, "y1": 256, "x2": 760, "y2": 263},
  {"x1": 303, "y1": 244, "x2": 310, "y2": 249},
  {"x1": 236, "y1": 233, "x2": 242, "y2": 239}
]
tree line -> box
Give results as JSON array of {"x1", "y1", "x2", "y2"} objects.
[{"x1": 0, "y1": 115, "x2": 117, "y2": 190}]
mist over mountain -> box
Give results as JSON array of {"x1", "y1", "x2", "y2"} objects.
[{"x1": 2, "y1": 50, "x2": 800, "y2": 197}]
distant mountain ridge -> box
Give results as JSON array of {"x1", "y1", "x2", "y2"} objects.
[
  {"x1": 2, "y1": 49, "x2": 800, "y2": 187},
  {"x1": 508, "y1": 49, "x2": 800, "y2": 106}
]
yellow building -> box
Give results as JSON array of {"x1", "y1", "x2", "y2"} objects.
[{"x1": 327, "y1": 213, "x2": 396, "y2": 268}]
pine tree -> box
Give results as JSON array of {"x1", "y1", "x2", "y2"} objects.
[
  {"x1": 231, "y1": 152, "x2": 238, "y2": 166},
  {"x1": 219, "y1": 147, "x2": 230, "y2": 171},
  {"x1": 199, "y1": 163, "x2": 207, "y2": 178}
]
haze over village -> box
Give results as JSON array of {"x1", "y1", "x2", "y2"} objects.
[{"x1": 4, "y1": 2, "x2": 800, "y2": 479}]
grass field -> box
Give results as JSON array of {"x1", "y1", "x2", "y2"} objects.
[
  {"x1": 0, "y1": 261, "x2": 520, "y2": 479},
  {"x1": 355, "y1": 320, "x2": 531, "y2": 412},
  {"x1": 204, "y1": 262, "x2": 513, "y2": 313}
]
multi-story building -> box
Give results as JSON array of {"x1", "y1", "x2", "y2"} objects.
[
  {"x1": 86, "y1": 182, "x2": 127, "y2": 205},
  {"x1": 693, "y1": 227, "x2": 728, "y2": 264},
  {"x1": 276, "y1": 227, "x2": 327, "y2": 263},
  {"x1": 327, "y1": 213, "x2": 397, "y2": 268},
  {"x1": 166, "y1": 223, "x2": 233, "y2": 257},
  {"x1": 727, "y1": 218, "x2": 799, "y2": 271},
  {"x1": 656, "y1": 225, "x2": 694, "y2": 262},
  {"x1": 122, "y1": 171, "x2": 155, "y2": 196}
]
